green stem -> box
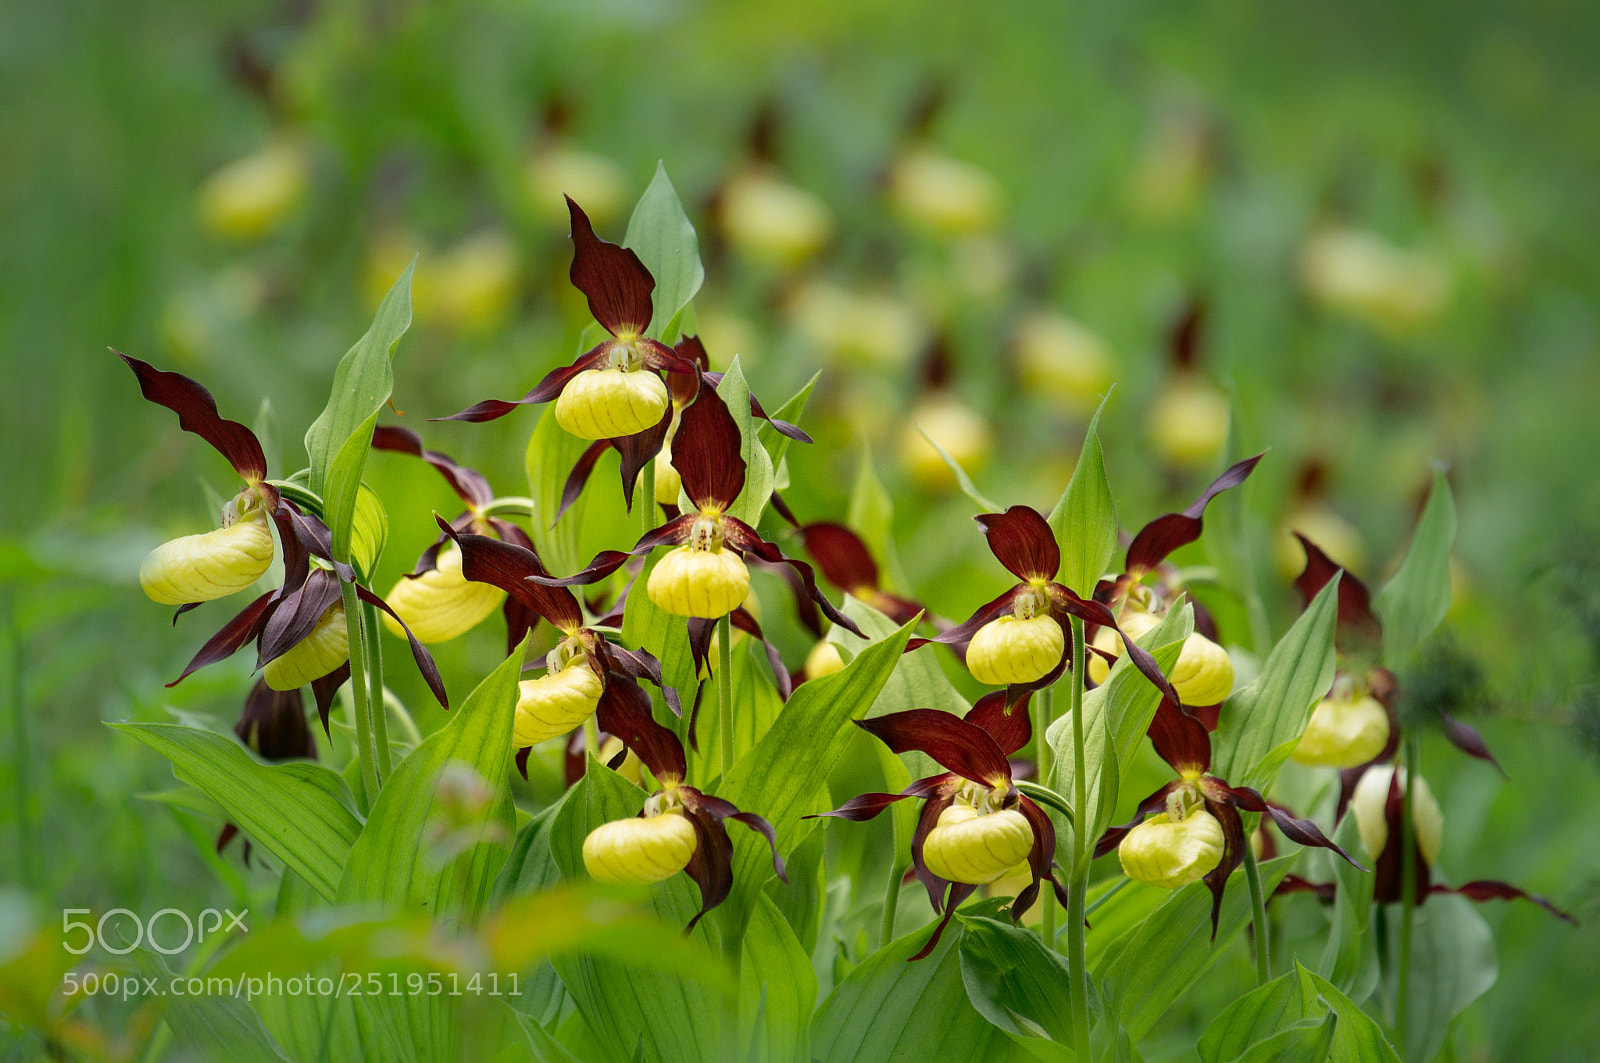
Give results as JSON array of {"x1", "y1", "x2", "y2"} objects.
[
  {"x1": 5, "y1": 590, "x2": 37, "y2": 890},
  {"x1": 1066, "y1": 617, "x2": 1092, "y2": 1062},
  {"x1": 718, "y1": 613, "x2": 734, "y2": 777},
  {"x1": 880, "y1": 859, "x2": 907, "y2": 950},
  {"x1": 1397, "y1": 737, "x2": 1420, "y2": 1060},
  {"x1": 360, "y1": 601, "x2": 391, "y2": 778},
  {"x1": 583, "y1": 714, "x2": 601, "y2": 773},
  {"x1": 1242, "y1": 820, "x2": 1271, "y2": 985},
  {"x1": 339, "y1": 582, "x2": 381, "y2": 807},
  {"x1": 641, "y1": 462, "x2": 656, "y2": 537},
  {"x1": 1035, "y1": 686, "x2": 1057, "y2": 948}
]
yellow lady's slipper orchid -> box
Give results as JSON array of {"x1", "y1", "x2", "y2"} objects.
[
  {"x1": 382, "y1": 545, "x2": 506, "y2": 644},
  {"x1": 582, "y1": 810, "x2": 698, "y2": 884},
  {"x1": 804, "y1": 639, "x2": 846, "y2": 681},
  {"x1": 140, "y1": 515, "x2": 274, "y2": 606},
  {"x1": 513, "y1": 660, "x2": 605, "y2": 748},
  {"x1": 1090, "y1": 611, "x2": 1234, "y2": 705},
  {"x1": 922, "y1": 804, "x2": 1035, "y2": 885},
  {"x1": 1292, "y1": 693, "x2": 1390, "y2": 769},
  {"x1": 965, "y1": 614, "x2": 1064, "y2": 686},
  {"x1": 647, "y1": 544, "x2": 750, "y2": 619},
  {"x1": 1351, "y1": 766, "x2": 1443, "y2": 865},
  {"x1": 554, "y1": 366, "x2": 671, "y2": 440},
  {"x1": 263, "y1": 602, "x2": 349, "y2": 691},
  {"x1": 1118, "y1": 808, "x2": 1225, "y2": 889}
]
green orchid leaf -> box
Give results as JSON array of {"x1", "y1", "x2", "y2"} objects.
[
  {"x1": 525, "y1": 407, "x2": 597, "y2": 579},
  {"x1": 1313, "y1": 814, "x2": 1378, "y2": 1000},
  {"x1": 741, "y1": 894, "x2": 819, "y2": 1063},
  {"x1": 112, "y1": 722, "x2": 361, "y2": 902},
  {"x1": 624, "y1": 161, "x2": 704, "y2": 339},
  {"x1": 1375, "y1": 470, "x2": 1457, "y2": 660},
  {"x1": 919, "y1": 428, "x2": 1000, "y2": 513},
  {"x1": 132, "y1": 948, "x2": 291, "y2": 1063},
  {"x1": 1393, "y1": 894, "x2": 1497, "y2": 1063},
  {"x1": 1199, "y1": 960, "x2": 1398, "y2": 1063},
  {"x1": 722, "y1": 356, "x2": 778, "y2": 528},
  {"x1": 958, "y1": 915, "x2": 1078, "y2": 1051},
  {"x1": 1048, "y1": 391, "x2": 1119, "y2": 596},
  {"x1": 620, "y1": 548, "x2": 700, "y2": 739},
  {"x1": 758, "y1": 370, "x2": 820, "y2": 472}
]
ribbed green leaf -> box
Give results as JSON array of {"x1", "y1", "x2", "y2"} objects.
[
  {"x1": 1314, "y1": 814, "x2": 1378, "y2": 999},
  {"x1": 958, "y1": 915, "x2": 1078, "y2": 1053},
  {"x1": 1199, "y1": 961, "x2": 1398, "y2": 1063},
  {"x1": 1396, "y1": 895, "x2": 1496, "y2": 1063},
  {"x1": 623, "y1": 161, "x2": 704, "y2": 339},
  {"x1": 525, "y1": 407, "x2": 597, "y2": 579},
  {"x1": 1376, "y1": 470, "x2": 1457, "y2": 660},
  {"x1": 132, "y1": 948, "x2": 291, "y2": 1063},
  {"x1": 113, "y1": 723, "x2": 361, "y2": 902},
  {"x1": 1048, "y1": 392, "x2": 1119, "y2": 595},
  {"x1": 1211, "y1": 578, "x2": 1339, "y2": 791},
  {"x1": 741, "y1": 894, "x2": 818, "y2": 1063}
]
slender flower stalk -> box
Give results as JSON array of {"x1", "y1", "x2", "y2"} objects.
[
  {"x1": 718, "y1": 612, "x2": 734, "y2": 776},
  {"x1": 1066, "y1": 616, "x2": 1091, "y2": 1062},
  {"x1": 1397, "y1": 735, "x2": 1419, "y2": 1057},
  {"x1": 1241, "y1": 817, "x2": 1271, "y2": 985}
]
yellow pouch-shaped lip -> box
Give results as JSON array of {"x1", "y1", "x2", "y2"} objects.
[
  {"x1": 1292, "y1": 694, "x2": 1390, "y2": 769},
  {"x1": 141, "y1": 517, "x2": 275, "y2": 606},
  {"x1": 512, "y1": 662, "x2": 604, "y2": 748},
  {"x1": 646, "y1": 545, "x2": 750, "y2": 619},
  {"x1": 382, "y1": 546, "x2": 505, "y2": 644},
  {"x1": 263, "y1": 602, "x2": 349, "y2": 691},
  {"x1": 555, "y1": 367, "x2": 670, "y2": 440},
  {"x1": 966, "y1": 614, "x2": 1063, "y2": 686},
  {"x1": 583, "y1": 811, "x2": 697, "y2": 884},
  {"x1": 921, "y1": 805, "x2": 1034, "y2": 885},
  {"x1": 1118, "y1": 809, "x2": 1225, "y2": 890}
]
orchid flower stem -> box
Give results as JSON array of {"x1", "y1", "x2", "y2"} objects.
[
  {"x1": 340, "y1": 581, "x2": 382, "y2": 807},
  {"x1": 582, "y1": 715, "x2": 601, "y2": 773},
  {"x1": 1066, "y1": 617, "x2": 1093, "y2": 1063},
  {"x1": 360, "y1": 600, "x2": 391, "y2": 779},
  {"x1": 1241, "y1": 817, "x2": 1271, "y2": 985},
  {"x1": 641, "y1": 461, "x2": 656, "y2": 537},
  {"x1": 1398, "y1": 735, "x2": 1421, "y2": 1060},
  {"x1": 718, "y1": 613, "x2": 734, "y2": 777},
  {"x1": 880, "y1": 859, "x2": 907, "y2": 950},
  {"x1": 1036, "y1": 686, "x2": 1057, "y2": 948}
]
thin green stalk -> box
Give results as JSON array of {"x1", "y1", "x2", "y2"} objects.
[
  {"x1": 1241, "y1": 820, "x2": 1271, "y2": 985},
  {"x1": 582, "y1": 715, "x2": 601, "y2": 773},
  {"x1": 1035, "y1": 686, "x2": 1057, "y2": 948},
  {"x1": 880, "y1": 859, "x2": 907, "y2": 950},
  {"x1": 718, "y1": 613, "x2": 734, "y2": 777},
  {"x1": 5, "y1": 590, "x2": 37, "y2": 890},
  {"x1": 1066, "y1": 617, "x2": 1092, "y2": 1063},
  {"x1": 1397, "y1": 737, "x2": 1420, "y2": 1060},
  {"x1": 339, "y1": 581, "x2": 381, "y2": 807},
  {"x1": 641, "y1": 461, "x2": 656, "y2": 537},
  {"x1": 360, "y1": 600, "x2": 391, "y2": 778}
]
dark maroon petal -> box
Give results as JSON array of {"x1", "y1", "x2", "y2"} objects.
[
  {"x1": 768, "y1": 491, "x2": 801, "y2": 529},
  {"x1": 635, "y1": 337, "x2": 698, "y2": 376},
  {"x1": 216, "y1": 823, "x2": 240, "y2": 855},
  {"x1": 686, "y1": 617, "x2": 717, "y2": 684},
  {"x1": 975, "y1": 506, "x2": 1060, "y2": 583},
  {"x1": 275, "y1": 506, "x2": 356, "y2": 583},
  {"x1": 310, "y1": 662, "x2": 350, "y2": 737},
  {"x1": 118, "y1": 352, "x2": 267, "y2": 482},
  {"x1": 1011, "y1": 795, "x2": 1057, "y2": 925},
  {"x1": 799, "y1": 523, "x2": 882, "y2": 593},
  {"x1": 1372, "y1": 770, "x2": 1433, "y2": 905},
  {"x1": 1438, "y1": 712, "x2": 1505, "y2": 776},
  {"x1": 855, "y1": 709, "x2": 1013, "y2": 788},
  {"x1": 567, "y1": 196, "x2": 654, "y2": 337},
  {"x1": 964, "y1": 690, "x2": 1032, "y2": 757},
  {"x1": 1125, "y1": 453, "x2": 1266, "y2": 574},
  {"x1": 1293, "y1": 534, "x2": 1383, "y2": 652},
  {"x1": 1223, "y1": 785, "x2": 1366, "y2": 871},
  {"x1": 1052, "y1": 588, "x2": 1184, "y2": 708},
  {"x1": 669, "y1": 337, "x2": 708, "y2": 404},
  {"x1": 518, "y1": 746, "x2": 534, "y2": 783},
  {"x1": 1200, "y1": 799, "x2": 1247, "y2": 940},
  {"x1": 1094, "y1": 781, "x2": 1179, "y2": 858},
  {"x1": 557, "y1": 441, "x2": 611, "y2": 524},
  {"x1": 236, "y1": 679, "x2": 316, "y2": 762},
  {"x1": 911, "y1": 794, "x2": 955, "y2": 911},
  {"x1": 594, "y1": 672, "x2": 686, "y2": 784},
  {"x1": 906, "y1": 587, "x2": 1016, "y2": 652},
  {"x1": 168, "y1": 591, "x2": 279, "y2": 687},
  {"x1": 909, "y1": 882, "x2": 978, "y2": 962},
  {"x1": 371, "y1": 425, "x2": 494, "y2": 508},
  {"x1": 612, "y1": 407, "x2": 675, "y2": 513},
  {"x1": 607, "y1": 646, "x2": 685, "y2": 719},
  {"x1": 673, "y1": 383, "x2": 745, "y2": 511},
  {"x1": 730, "y1": 607, "x2": 793, "y2": 701},
  {"x1": 1147, "y1": 699, "x2": 1212, "y2": 775},
  {"x1": 1167, "y1": 296, "x2": 1205, "y2": 370},
  {"x1": 352, "y1": 583, "x2": 449, "y2": 710},
  {"x1": 256, "y1": 568, "x2": 344, "y2": 669},
  {"x1": 722, "y1": 519, "x2": 864, "y2": 637},
  {"x1": 1438, "y1": 881, "x2": 1576, "y2": 923},
  {"x1": 745, "y1": 555, "x2": 823, "y2": 639},
  {"x1": 436, "y1": 518, "x2": 585, "y2": 632},
  {"x1": 434, "y1": 346, "x2": 610, "y2": 422},
  {"x1": 696, "y1": 365, "x2": 812, "y2": 442},
  {"x1": 681, "y1": 810, "x2": 734, "y2": 933},
  {"x1": 529, "y1": 518, "x2": 694, "y2": 589},
  {"x1": 730, "y1": 811, "x2": 787, "y2": 883},
  {"x1": 806, "y1": 773, "x2": 958, "y2": 822}
]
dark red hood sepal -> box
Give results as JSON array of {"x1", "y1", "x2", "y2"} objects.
[
  {"x1": 1293, "y1": 533, "x2": 1383, "y2": 653},
  {"x1": 672, "y1": 382, "x2": 746, "y2": 513},
  {"x1": 975, "y1": 506, "x2": 1060, "y2": 584},
  {"x1": 593, "y1": 670, "x2": 686, "y2": 784},
  {"x1": 855, "y1": 709, "x2": 1014, "y2": 789},
  {"x1": 119, "y1": 352, "x2": 267, "y2": 482},
  {"x1": 437, "y1": 517, "x2": 585, "y2": 632},
  {"x1": 1125, "y1": 453, "x2": 1265, "y2": 575},
  {"x1": 567, "y1": 195, "x2": 655, "y2": 338}
]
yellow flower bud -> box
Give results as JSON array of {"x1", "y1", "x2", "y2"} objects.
[
  {"x1": 1087, "y1": 612, "x2": 1234, "y2": 704},
  {"x1": 140, "y1": 517, "x2": 275, "y2": 605},
  {"x1": 1274, "y1": 504, "x2": 1367, "y2": 580},
  {"x1": 513, "y1": 660, "x2": 605, "y2": 748},
  {"x1": 263, "y1": 602, "x2": 349, "y2": 691},
  {"x1": 804, "y1": 640, "x2": 846, "y2": 681},
  {"x1": 1291, "y1": 694, "x2": 1390, "y2": 769},
  {"x1": 889, "y1": 149, "x2": 1003, "y2": 236},
  {"x1": 1351, "y1": 766, "x2": 1442, "y2": 865},
  {"x1": 646, "y1": 545, "x2": 750, "y2": 619},
  {"x1": 719, "y1": 169, "x2": 833, "y2": 265},
  {"x1": 1014, "y1": 312, "x2": 1116, "y2": 411},
  {"x1": 582, "y1": 811, "x2": 698, "y2": 884},
  {"x1": 197, "y1": 141, "x2": 309, "y2": 242},
  {"x1": 381, "y1": 545, "x2": 506, "y2": 644},
  {"x1": 966, "y1": 614, "x2": 1064, "y2": 686},
  {"x1": 900, "y1": 396, "x2": 993, "y2": 489},
  {"x1": 983, "y1": 860, "x2": 1044, "y2": 925},
  {"x1": 524, "y1": 144, "x2": 628, "y2": 226},
  {"x1": 555, "y1": 367, "x2": 671, "y2": 440},
  {"x1": 595, "y1": 735, "x2": 645, "y2": 787},
  {"x1": 922, "y1": 804, "x2": 1034, "y2": 885},
  {"x1": 1146, "y1": 377, "x2": 1230, "y2": 468},
  {"x1": 432, "y1": 231, "x2": 519, "y2": 336},
  {"x1": 1118, "y1": 809, "x2": 1225, "y2": 889}
]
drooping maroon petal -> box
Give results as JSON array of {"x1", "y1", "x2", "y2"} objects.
[
  {"x1": 1275, "y1": 875, "x2": 1336, "y2": 903},
  {"x1": 729, "y1": 811, "x2": 788, "y2": 882},
  {"x1": 256, "y1": 568, "x2": 343, "y2": 669},
  {"x1": 371, "y1": 425, "x2": 494, "y2": 508},
  {"x1": 681, "y1": 810, "x2": 734, "y2": 933},
  {"x1": 1372, "y1": 769, "x2": 1434, "y2": 905},
  {"x1": 557, "y1": 441, "x2": 612, "y2": 524},
  {"x1": 1147, "y1": 699, "x2": 1212, "y2": 775},
  {"x1": 906, "y1": 587, "x2": 1016, "y2": 652},
  {"x1": 594, "y1": 672, "x2": 686, "y2": 784},
  {"x1": 679, "y1": 789, "x2": 786, "y2": 882},
  {"x1": 1094, "y1": 781, "x2": 1180, "y2": 858},
  {"x1": 236, "y1": 679, "x2": 316, "y2": 761},
  {"x1": 1049, "y1": 586, "x2": 1183, "y2": 708},
  {"x1": 975, "y1": 506, "x2": 1060, "y2": 583},
  {"x1": 1200, "y1": 798, "x2": 1247, "y2": 940},
  {"x1": 1436, "y1": 881, "x2": 1576, "y2": 923},
  {"x1": 436, "y1": 518, "x2": 585, "y2": 632},
  {"x1": 669, "y1": 336, "x2": 709, "y2": 405},
  {"x1": 606, "y1": 646, "x2": 685, "y2": 719},
  {"x1": 168, "y1": 591, "x2": 279, "y2": 687},
  {"x1": 747, "y1": 555, "x2": 823, "y2": 638},
  {"x1": 799, "y1": 523, "x2": 881, "y2": 594},
  {"x1": 1293, "y1": 534, "x2": 1382, "y2": 652},
  {"x1": 1010, "y1": 794, "x2": 1058, "y2": 924},
  {"x1": 698, "y1": 367, "x2": 813, "y2": 442},
  {"x1": 352, "y1": 583, "x2": 449, "y2": 710},
  {"x1": 1125, "y1": 453, "x2": 1266, "y2": 575},
  {"x1": 806, "y1": 773, "x2": 958, "y2": 822},
  {"x1": 964, "y1": 690, "x2": 1032, "y2": 757},
  {"x1": 528, "y1": 519, "x2": 694, "y2": 589},
  {"x1": 730, "y1": 606, "x2": 794, "y2": 700},
  {"x1": 1221, "y1": 784, "x2": 1366, "y2": 871},
  {"x1": 310, "y1": 661, "x2": 351, "y2": 736},
  {"x1": 911, "y1": 793, "x2": 956, "y2": 912},
  {"x1": 613, "y1": 407, "x2": 675, "y2": 512},
  {"x1": 909, "y1": 882, "x2": 979, "y2": 962},
  {"x1": 672, "y1": 383, "x2": 745, "y2": 512},
  {"x1": 721, "y1": 518, "x2": 864, "y2": 637},
  {"x1": 434, "y1": 347, "x2": 610, "y2": 422},
  {"x1": 1438, "y1": 711, "x2": 1505, "y2": 776},
  {"x1": 685, "y1": 616, "x2": 717, "y2": 684},
  {"x1": 118, "y1": 352, "x2": 267, "y2": 482},
  {"x1": 567, "y1": 196, "x2": 654, "y2": 337},
  {"x1": 855, "y1": 709, "x2": 1013, "y2": 788},
  {"x1": 635, "y1": 337, "x2": 698, "y2": 376}
]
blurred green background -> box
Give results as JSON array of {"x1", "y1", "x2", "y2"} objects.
[{"x1": 3, "y1": 0, "x2": 1599, "y2": 1059}]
